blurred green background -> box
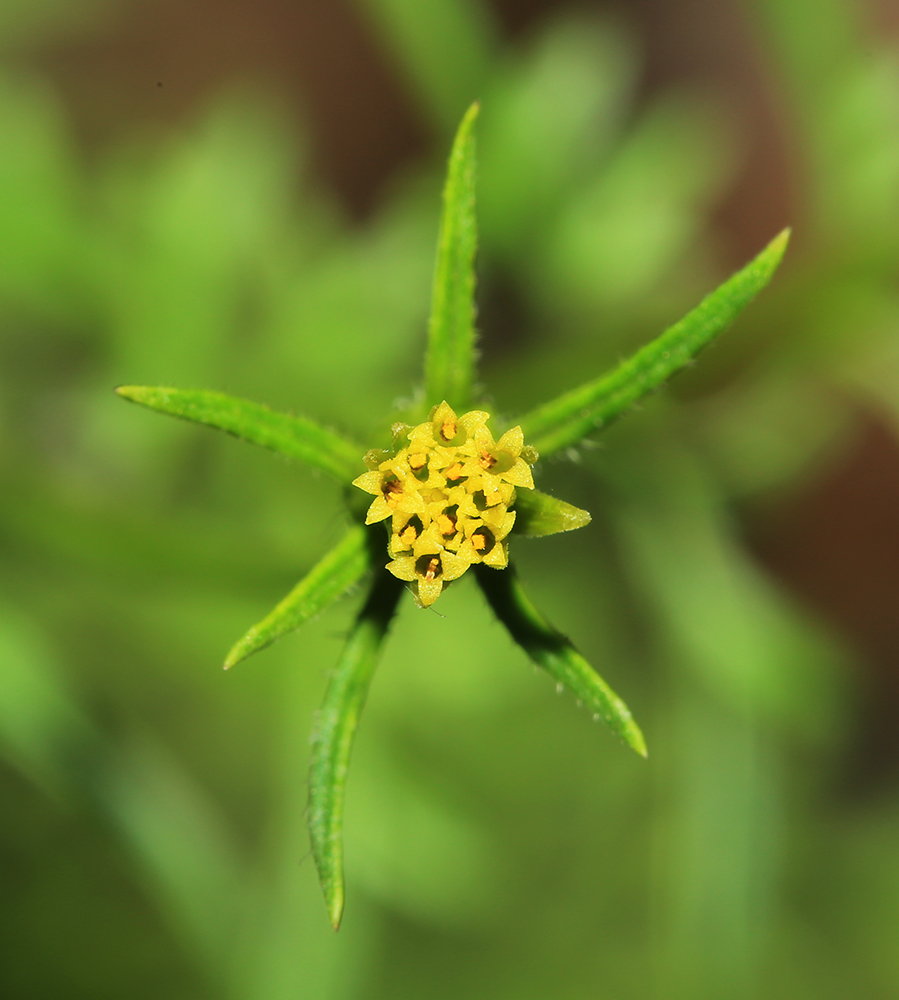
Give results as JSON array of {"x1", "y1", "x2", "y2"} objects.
[{"x1": 3, "y1": 0, "x2": 899, "y2": 996}]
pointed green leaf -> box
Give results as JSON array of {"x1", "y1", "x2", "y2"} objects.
[
  {"x1": 474, "y1": 563, "x2": 646, "y2": 757},
  {"x1": 224, "y1": 524, "x2": 374, "y2": 669},
  {"x1": 512, "y1": 488, "x2": 592, "y2": 537},
  {"x1": 518, "y1": 229, "x2": 791, "y2": 457},
  {"x1": 308, "y1": 571, "x2": 405, "y2": 929},
  {"x1": 424, "y1": 101, "x2": 479, "y2": 410},
  {"x1": 116, "y1": 386, "x2": 362, "y2": 482}
]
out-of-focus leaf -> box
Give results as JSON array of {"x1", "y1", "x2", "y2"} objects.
[
  {"x1": 474, "y1": 563, "x2": 646, "y2": 757},
  {"x1": 511, "y1": 488, "x2": 591, "y2": 537},
  {"x1": 540, "y1": 90, "x2": 735, "y2": 309},
  {"x1": 308, "y1": 571, "x2": 405, "y2": 929},
  {"x1": 0, "y1": 604, "x2": 93, "y2": 796},
  {"x1": 99, "y1": 738, "x2": 244, "y2": 977},
  {"x1": 760, "y1": 0, "x2": 899, "y2": 250},
  {"x1": 346, "y1": 741, "x2": 495, "y2": 925},
  {"x1": 95, "y1": 95, "x2": 303, "y2": 394},
  {"x1": 478, "y1": 16, "x2": 635, "y2": 257},
  {"x1": 0, "y1": 608, "x2": 242, "y2": 980},
  {"x1": 694, "y1": 370, "x2": 854, "y2": 499},
  {"x1": 424, "y1": 102, "x2": 479, "y2": 410},
  {"x1": 116, "y1": 386, "x2": 362, "y2": 481},
  {"x1": 224, "y1": 524, "x2": 374, "y2": 669},
  {"x1": 607, "y1": 436, "x2": 842, "y2": 736},
  {"x1": 253, "y1": 199, "x2": 436, "y2": 427},
  {"x1": 518, "y1": 229, "x2": 790, "y2": 457},
  {"x1": 354, "y1": 0, "x2": 496, "y2": 132},
  {"x1": 0, "y1": 72, "x2": 85, "y2": 321}
]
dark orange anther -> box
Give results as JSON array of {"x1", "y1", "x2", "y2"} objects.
[
  {"x1": 408, "y1": 451, "x2": 427, "y2": 470},
  {"x1": 382, "y1": 478, "x2": 403, "y2": 505},
  {"x1": 440, "y1": 419, "x2": 457, "y2": 441},
  {"x1": 472, "y1": 532, "x2": 487, "y2": 551},
  {"x1": 479, "y1": 450, "x2": 497, "y2": 470},
  {"x1": 444, "y1": 462, "x2": 465, "y2": 481}
]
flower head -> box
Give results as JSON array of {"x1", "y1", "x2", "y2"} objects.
[{"x1": 352, "y1": 401, "x2": 534, "y2": 606}]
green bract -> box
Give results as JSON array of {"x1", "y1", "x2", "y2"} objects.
[{"x1": 117, "y1": 102, "x2": 789, "y2": 930}]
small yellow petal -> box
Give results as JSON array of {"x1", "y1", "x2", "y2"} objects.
[
  {"x1": 412, "y1": 525, "x2": 444, "y2": 558},
  {"x1": 430, "y1": 401, "x2": 457, "y2": 423},
  {"x1": 454, "y1": 492, "x2": 481, "y2": 519},
  {"x1": 479, "y1": 504, "x2": 512, "y2": 532},
  {"x1": 501, "y1": 459, "x2": 534, "y2": 490},
  {"x1": 483, "y1": 541, "x2": 509, "y2": 569},
  {"x1": 408, "y1": 424, "x2": 436, "y2": 450},
  {"x1": 455, "y1": 538, "x2": 479, "y2": 563},
  {"x1": 352, "y1": 471, "x2": 384, "y2": 496},
  {"x1": 472, "y1": 425, "x2": 496, "y2": 452},
  {"x1": 440, "y1": 549, "x2": 471, "y2": 581},
  {"x1": 494, "y1": 510, "x2": 516, "y2": 540},
  {"x1": 395, "y1": 491, "x2": 427, "y2": 517},
  {"x1": 459, "y1": 410, "x2": 490, "y2": 433},
  {"x1": 496, "y1": 426, "x2": 524, "y2": 456},
  {"x1": 365, "y1": 497, "x2": 394, "y2": 524},
  {"x1": 477, "y1": 478, "x2": 511, "y2": 506},
  {"x1": 416, "y1": 577, "x2": 443, "y2": 606},
  {"x1": 386, "y1": 556, "x2": 417, "y2": 581}
]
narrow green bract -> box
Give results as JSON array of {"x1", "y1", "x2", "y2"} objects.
[
  {"x1": 474, "y1": 563, "x2": 647, "y2": 757},
  {"x1": 308, "y1": 571, "x2": 405, "y2": 930},
  {"x1": 511, "y1": 488, "x2": 592, "y2": 537},
  {"x1": 424, "y1": 101, "x2": 480, "y2": 410},
  {"x1": 518, "y1": 229, "x2": 791, "y2": 457},
  {"x1": 224, "y1": 525, "x2": 374, "y2": 669},
  {"x1": 116, "y1": 386, "x2": 362, "y2": 482}
]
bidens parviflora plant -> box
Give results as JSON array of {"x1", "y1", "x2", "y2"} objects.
[
  {"x1": 355, "y1": 401, "x2": 538, "y2": 606},
  {"x1": 116, "y1": 102, "x2": 790, "y2": 929}
]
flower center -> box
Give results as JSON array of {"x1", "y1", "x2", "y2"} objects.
[{"x1": 416, "y1": 554, "x2": 443, "y2": 581}]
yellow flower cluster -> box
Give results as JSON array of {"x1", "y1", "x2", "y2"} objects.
[{"x1": 352, "y1": 401, "x2": 537, "y2": 607}]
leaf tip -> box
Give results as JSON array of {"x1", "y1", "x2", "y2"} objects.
[
  {"x1": 572, "y1": 507, "x2": 592, "y2": 530},
  {"x1": 627, "y1": 724, "x2": 648, "y2": 759},
  {"x1": 451, "y1": 101, "x2": 480, "y2": 149},
  {"x1": 115, "y1": 385, "x2": 163, "y2": 408},
  {"x1": 765, "y1": 227, "x2": 791, "y2": 267},
  {"x1": 327, "y1": 890, "x2": 344, "y2": 931},
  {"x1": 223, "y1": 642, "x2": 247, "y2": 671}
]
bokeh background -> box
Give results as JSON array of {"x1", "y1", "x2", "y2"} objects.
[{"x1": 3, "y1": 0, "x2": 899, "y2": 996}]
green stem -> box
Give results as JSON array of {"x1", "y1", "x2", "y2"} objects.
[{"x1": 307, "y1": 570, "x2": 405, "y2": 929}]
